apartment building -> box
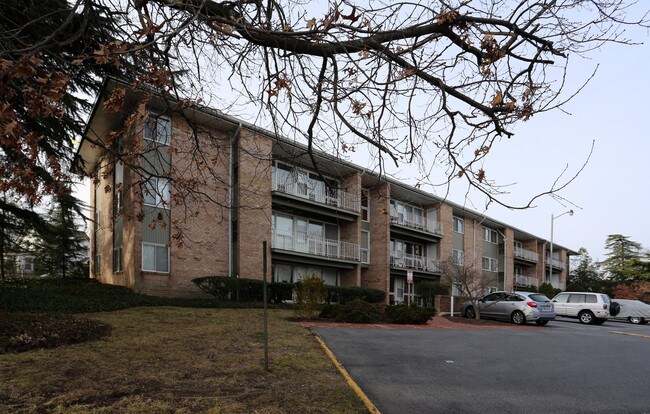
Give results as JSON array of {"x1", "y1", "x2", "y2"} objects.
[{"x1": 76, "y1": 78, "x2": 576, "y2": 300}]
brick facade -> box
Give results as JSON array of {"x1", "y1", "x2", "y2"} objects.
[{"x1": 81, "y1": 80, "x2": 575, "y2": 299}]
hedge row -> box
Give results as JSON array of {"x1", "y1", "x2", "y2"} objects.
[{"x1": 192, "y1": 276, "x2": 386, "y2": 304}]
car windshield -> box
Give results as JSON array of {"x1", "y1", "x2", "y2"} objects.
[{"x1": 529, "y1": 294, "x2": 551, "y2": 302}]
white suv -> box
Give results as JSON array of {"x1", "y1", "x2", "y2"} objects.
[{"x1": 551, "y1": 292, "x2": 620, "y2": 325}]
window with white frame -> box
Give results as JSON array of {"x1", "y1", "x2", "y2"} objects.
[
  {"x1": 144, "y1": 115, "x2": 171, "y2": 145},
  {"x1": 142, "y1": 243, "x2": 169, "y2": 272},
  {"x1": 482, "y1": 256, "x2": 499, "y2": 272},
  {"x1": 361, "y1": 189, "x2": 369, "y2": 222},
  {"x1": 361, "y1": 230, "x2": 370, "y2": 264},
  {"x1": 452, "y1": 249, "x2": 464, "y2": 266},
  {"x1": 113, "y1": 247, "x2": 123, "y2": 273},
  {"x1": 143, "y1": 177, "x2": 170, "y2": 208},
  {"x1": 514, "y1": 266, "x2": 523, "y2": 276},
  {"x1": 483, "y1": 227, "x2": 498, "y2": 243},
  {"x1": 453, "y1": 216, "x2": 464, "y2": 234}
]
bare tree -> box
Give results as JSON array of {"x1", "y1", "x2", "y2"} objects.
[
  {"x1": 440, "y1": 255, "x2": 498, "y2": 319},
  {"x1": 2, "y1": 0, "x2": 649, "y2": 239}
]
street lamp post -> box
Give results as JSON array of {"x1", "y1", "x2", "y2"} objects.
[{"x1": 549, "y1": 210, "x2": 574, "y2": 283}]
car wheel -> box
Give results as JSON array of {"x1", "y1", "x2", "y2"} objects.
[
  {"x1": 535, "y1": 320, "x2": 549, "y2": 326},
  {"x1": 629, "y1": 317, "x2": 644, "y2": 325},
  {"x1": 610, "y1": 302, "x2": 621, "y2": 316},
  {"x1": 593, "y1": 318, "x2": 606, "y2": 325},
  {"x1": 578, "y1": 310, "x2": 595, "y2": 324},
  {"x1": 465, "y1": 306, "x2": 476, "y2": 319},
  {"x1": 511, "y1": 310, "x2": 527, "y2": 325}
]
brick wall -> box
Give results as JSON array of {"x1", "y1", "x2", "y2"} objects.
[{"x1": 362, "y1": 181, "x2": 390, "y2": 295}]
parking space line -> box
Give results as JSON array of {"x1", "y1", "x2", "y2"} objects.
[
  {"x1": 313, "y1": 333, "x2": 381, "y2": 414},
  {"x1": 610, "y1": 331, "x2": 650, "y2": 339}
]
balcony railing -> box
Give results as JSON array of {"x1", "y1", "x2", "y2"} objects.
[
  {"x1": 389, "y1": 214, "x2": 443, "y2": 236},
  {"x1": 545, "y1": 257, "x2": 566, "y2": 270},
  {"x1": 515, "y1": 275, "x2": 539, "y2": 287},
  {"x1": 390, "y1": 252, "x2": 441, "y2": 273},
  {"x1": 272, "y1": 231, "x2": 360, "y2": 261},
  {"x1": 550, "y1": 280, "x2": 566, "y2": 290},
  {"x1": 514, "y1": 247, "x2": 539, "y2": 263},
  {"x1": 272, "y1": 176, "x2": 360, "y2": 213}
]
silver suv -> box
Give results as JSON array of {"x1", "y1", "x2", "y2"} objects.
[{"x1": 551, "y1": 292, "x2": 619, "y2": 324}]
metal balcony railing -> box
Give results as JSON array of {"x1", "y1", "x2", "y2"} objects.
[
  {"x1": 389, "y1": 213, "x2": 443, "y2": 236},
  {"x1": 272, "y1": 175, "x2": 360, "y2": 213},
  {"x1": 390, "y1": 252, "x2": 441, "y2": 273},
  {"x1": 514, "y1": 247, "x2": 539, "y2": 263},
  {"x1": 272, "y1": 231, "x2": 360, "y2": 261},
  {"x1": 515, "y1": 275, "x2": 539, "y2": 287},
  {"x1": 546, "y1": 257, "x2": 566, "y2": 270}
]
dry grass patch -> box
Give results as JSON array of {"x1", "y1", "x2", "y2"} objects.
[{"x1": 0, "y1": 307, "x2": 366, "y2": 413}]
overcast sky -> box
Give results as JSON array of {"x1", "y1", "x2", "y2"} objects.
[
  {"x1": 380, "y1": 26, "x2": 650, "y2": 262},
  {"x1": 74, "y1": 8, "x2": 650, "y2": 264}
]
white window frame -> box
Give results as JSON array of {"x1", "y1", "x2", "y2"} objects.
[
  {"x1": 143, "y1": 177, "x2": 170, "y2": 208},
  {"x1": 452, "y1": 249, "x2": 464, "y2": 266},
  {"x1": 453, "y1": 216, "x2": 464, "y2": 234},
  {"x1": 113, "y1": 247, "x2": 123, "y2": 273},
  {"x1": 483, "y1": 227, "x2": 498, "y2": 244},
  {"x1": 361, "y1": 189, "x2": 370, "y2": 222},
  {"x1": 482, "y1": 256, "x2": 499, "y2": 272},
  {"x1": 142, "y1": 242, "x2": 170, "y2": 273},
  {"x1": 361, "y1": 230, "x2": 370, "y2": 264},
  {"x1": 144, "y1": 115, "x2": 171, "y2": 146}
]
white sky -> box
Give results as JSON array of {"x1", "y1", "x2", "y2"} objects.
[{"x1": 74, "y1": 6, "x2": 650, "y2": 263}]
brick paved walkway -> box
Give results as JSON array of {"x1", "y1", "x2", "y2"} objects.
[{"x1": 302, "y1": 316, "x2": 537, "y2": 330}]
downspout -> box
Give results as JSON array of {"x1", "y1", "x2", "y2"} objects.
[{"x1": 229, "y1": 123, "x2": 242, "y2": 278}]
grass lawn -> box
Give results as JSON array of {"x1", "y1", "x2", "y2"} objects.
[{"x1": 0, "y1": 307, "x2": 366, "y2": 413}]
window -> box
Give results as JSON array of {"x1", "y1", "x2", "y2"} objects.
[
  {"x1": 144, "y1": 115, "x2": 171, "y2": 145},
  {"x1": 482, "y1": 256, "x2": 498, "y2": 272},
  {"x1": 452, "y1": 249, "x2": 464, "y2": 266},
  {"x1": 361, "y1": 189, "x2": 369, "y2": 222},
  {"x1": 93, "y1": 254, "x2": 101, "y2": 275},
  {"x1": 361, "y1": 230, "x2": 370, "y2": 264},
  {"x1": 483, "y1": 227, "x2": 498, "y2": 243},
  {"x1": 113, "y1": 247, "x2": 123, "y2": 273},
  {"x1": 143, "y1": 177, "x2": 170, "y2": 208},
  {"x1": 142, "y1": 243, "x2": 169, "y2": 272},
  {"x1": 514, "y1": 266, "x2": 523, "y2": 277},
  {"x1": 23, "y1": 257, "x2": 34, "y2": 272},
  {"x1": 453, "y1": 216, "x2": 464, "y2": 234}
]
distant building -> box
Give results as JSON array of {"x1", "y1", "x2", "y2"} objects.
[{"x1": 75, "y1": 78, "x2": 577, "y2": 299}]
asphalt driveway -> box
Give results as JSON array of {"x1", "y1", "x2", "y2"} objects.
[{"x1": 313, "y1": 319, "x2": 650, "y2": 414}]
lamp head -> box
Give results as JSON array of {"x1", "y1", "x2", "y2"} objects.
[{"x1": 568, "y1": 210, "x2": 574, "y2": 216}]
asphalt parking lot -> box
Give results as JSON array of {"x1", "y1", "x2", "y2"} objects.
[{"x1": 313, "y1": 318, "x2": 650, "y2": 414}]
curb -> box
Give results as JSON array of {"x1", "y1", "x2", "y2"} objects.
[{"x1": 313, "y1": 333, "x2": 381, "y2": 414}]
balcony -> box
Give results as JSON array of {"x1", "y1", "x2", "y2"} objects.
[
  {"x1": 546, "y1": 257, "x2": 566, "y2": 270},
  {"x1": 390, "y1": 252, "x2": 441, "y2": 273},
  {"x1": 515, "y1": 275, "x2": 539, "y2": 287},
  {"x1": 272, "y1": 175, "x2": 360, "y2": 213},
  {"x1": 272, "y1": 231, "x2": 360, "y2": 261},
  {"x1": 514, "y1": 247, "x2": 539, "y2": 263},
  {"x1": 389, "y1": 214, "x2": 443, "y2": 236}
]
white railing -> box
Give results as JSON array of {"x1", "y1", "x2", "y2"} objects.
[
  {"x1": 546, "y1": 257, "x2": 566, "y2": 270},
  {"x1": 272, "y1": 176, "x2": 360, "y2": 213},
  {"x1": 515, "y1": 275, "x2": 539, "y2": 287},
  {"x1": 390, "y1": 252, "x2": 441, "y2": 273},
  {"x1": 514, "y1": 247, "x2": 539, "y2": 263},
  {"x1": 272, "y1": 231, "x2": 360, "y2": 261},
  {"x1": 551, "y1": 280, "x2": 566, "y2": 290},
  {"x1": 389, "y1": 213, "x2": 443, "y2": 236}
]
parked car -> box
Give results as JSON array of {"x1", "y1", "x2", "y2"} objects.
[
  {"x1": 609, "y1": 299, "x2": 650, "y2": 324},
  {"x1": 551, "y1": 292, "x2": 620, "y2": 325},
  {"x1": 461, "y1": 291, "x2": 556, "y2": 325}
]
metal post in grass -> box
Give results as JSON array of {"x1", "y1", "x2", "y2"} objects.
[{"x1": 263, "y1": 241, "x2": 270, "y2": 371}]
